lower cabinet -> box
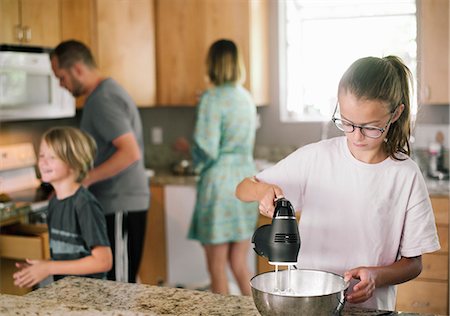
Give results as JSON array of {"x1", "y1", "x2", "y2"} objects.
[
  {"x1": 396, "y1": 195, "x2": 449, "y2": 315},
  {"x1": 0, "y1": 223, "x2": 50, "y2": 295},
  {"x1": 138, "y1": 185, "x2": 167, "y2": 285}
]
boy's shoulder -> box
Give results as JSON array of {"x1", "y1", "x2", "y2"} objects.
[{"x1": 72, "y1": 187, "x2": 103, "y2": 210}]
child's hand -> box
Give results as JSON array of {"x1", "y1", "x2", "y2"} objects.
[
  {"x1": 344, "y1": 267, "x2": 377, "y2": 304},
  {"x1": 13, "y1": 259, "x2": 50, "y2": 288},
  {"x1": 257, "y1": 184, "x2": 284, "y2": 218}
]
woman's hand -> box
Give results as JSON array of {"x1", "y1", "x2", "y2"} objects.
[
  {"x1": 13, "y1": 259, "x2": 51, "y2": 288},
  {"x1": 173, "y1": 137, "x2": 190, "y2": 154},
  {"x1": 344, "y1": 267, "x2": 378, "y2": 304}
]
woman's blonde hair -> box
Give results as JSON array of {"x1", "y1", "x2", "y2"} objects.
[
  {"x1": 206, "y1": 39, "x2": 246, "y2": 86},
  {"x1": 338, "y1": 55, "x2": 412, "y2": 160},
  {"x1": 42, "y1": 127, "x2": 96, "y2": 182}
]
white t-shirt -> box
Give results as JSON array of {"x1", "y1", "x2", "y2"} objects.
[{"x1": 256, "y1": 136, "x2": 440, "y2": 311}]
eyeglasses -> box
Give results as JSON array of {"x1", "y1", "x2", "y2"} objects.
[{"x1": 331, "y1": 103, "x2": 396, "y2": 139}]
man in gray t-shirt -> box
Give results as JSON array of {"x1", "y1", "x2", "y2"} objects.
[{"x1": 50, "y1": 40, "x2": 150, "y2": 283}]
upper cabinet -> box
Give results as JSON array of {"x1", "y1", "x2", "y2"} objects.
[
  {"x1": 60, "y1": 0, "x2": 156, "y2": 107},
  {"x1": 155, "y1": 0, "x2": 269, "y2": 106},
  {"x1": 418, "y1": 0, "x2": 449, "y2": 105},
  {"x1": 96, "y1": 0, "x2": 156, "y2": 107},
  {"x1": 0, "y1": 0, "x2": 61, "y2": 47}
]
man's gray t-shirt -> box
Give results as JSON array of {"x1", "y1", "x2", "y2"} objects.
[{"x1": 80, "y1": 78, "x2": 150, "y2": 214}]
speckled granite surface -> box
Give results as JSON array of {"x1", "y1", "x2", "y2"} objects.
[
  {"x1": 425, "y1": 178, "x2": 450, "y2": 196},
  {"x1": 150, "y1": 169, "x2": 197, "y2": 186},
  {"x1": 8, "y1": 276, "x2": 434, "y2": 316},
  {"x1": 0, "y1": 294, "x2": 150, "y2": 315}
]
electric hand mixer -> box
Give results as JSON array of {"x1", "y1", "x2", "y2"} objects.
[{"x1": 252, "y1": 198, "x2": 300, "y2": 265}]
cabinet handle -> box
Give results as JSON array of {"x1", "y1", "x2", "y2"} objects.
[
  {"x1": 15, "y1": 25, "x2": 23, "y2": 41},
  {"x1": 23, "y1": 26, "x2": 31, "y2": 42}
]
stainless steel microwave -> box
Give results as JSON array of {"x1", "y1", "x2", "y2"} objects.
[{"x1": 0, "y1": 45, "x2": 75, "y2": 122}]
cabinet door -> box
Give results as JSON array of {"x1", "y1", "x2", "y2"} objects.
[
  {"x1": 138, "y1": 185, "x2": 167, "y2": 285},
  {"x1": 155, "y1": 0, "x2": 268, "y2": 106},
  {"x1": 396, "y1": 279, "x2": 448, "y2": 315},
  {"x1": 0, "y1": 0, "x2": 21, "y2": 44},
  {"x1": 60, "y1": 0, "x2": 95, "y2": 50},
  {"x1": 0, "y1": 0, "x2": 60, "y2": 47},
  {"x1": 418, "y1": 0, "x2": 449, "y2": 105},
  {"x1": 21, "y1": 0, "x2": 61, "y2": 47},
  {"x1": 60, "y1": 0, "x2": 96, "y2": 109},
  {"x1": 96, "y1": 0, "x2": 156, "y2": 107}
]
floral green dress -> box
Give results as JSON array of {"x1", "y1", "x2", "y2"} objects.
[{"x1": 188, "y1": 84, "x2": 258, "y2": 244}]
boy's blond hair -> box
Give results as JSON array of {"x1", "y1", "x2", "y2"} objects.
[{"x1": 42, "y1": 127, "x2": 96, "y2": 182}]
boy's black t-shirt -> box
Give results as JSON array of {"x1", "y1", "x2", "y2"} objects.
[{"x1": 47, "y1": 186, "x2": 110, "y2": 280}]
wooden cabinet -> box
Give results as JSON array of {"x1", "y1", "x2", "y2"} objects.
[
  {"x1": 417, "y1": 0, "x2": 449, "y2": 105},
  {"x1": 0, "y1": 0, "x2": 61, "y2": 47},
  {"x1": 60, "y1": 0, "x2": 96, "y2": 51},
  {"x1": 0, "y1": 223, "x2": 50, "y2": 295},
  {"x1": 60, "y1": 0, "x2": 96, "y2": 109},
  {"x1": 138, "y1": 185, "x2": 167, "y2": 285},
  {"x1": 60, "y1": 0, "x2": 156, "y2": 107},
  {"x1": 396, "y1": 195, "x2": 449, "y2": 315},
  {"x1": 155, "y1": 0, "x2": 269, "y2": 106}
]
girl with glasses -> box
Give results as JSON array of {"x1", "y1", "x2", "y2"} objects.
[{"x1": 236, "y1": 56, "x2": 440, "y2": 310}]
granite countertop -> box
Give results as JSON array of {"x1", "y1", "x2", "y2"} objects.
[
  {"x1": 425, "y1": 178, "x2": 449, "y2": 196},
  {"x1": 150, "y1": 169, "x2": 198, "y2": 186},
  {"x1": 0, "y1": 276, "x2": 436, "y2": 315}
]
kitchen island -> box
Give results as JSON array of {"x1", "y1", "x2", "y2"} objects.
[{"x1": 0, "y1": 276, "x2": 438, "y2": 315}]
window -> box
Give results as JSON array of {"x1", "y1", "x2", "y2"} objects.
[{"x1": 279, "y1": 0, "x2": 417, "y2": 122}]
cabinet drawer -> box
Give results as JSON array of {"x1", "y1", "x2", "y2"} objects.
[
  {"x1": 431, "y1": 196, "x2": 449, "y2": 225},
  {"x1": 419, "y1": 253, "x2": 448, "y2": 280},
  {"x1": 0, "y1": 224, "x2": 50, "y2": 260},
  {"x1": 396, "y1": 279, "x2": 448, "y2": 315}
]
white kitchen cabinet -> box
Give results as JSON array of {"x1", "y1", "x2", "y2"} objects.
[
  {"x1": 164, "y1": 184, "x2": 256, "y2": 292},
  {"x1": 164, "y1": 185, "x2": 208, "y2": 288}
]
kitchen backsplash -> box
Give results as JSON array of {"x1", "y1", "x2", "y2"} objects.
[{"x1": 1, "y1": 105, "x2": 448, "y2": 176}]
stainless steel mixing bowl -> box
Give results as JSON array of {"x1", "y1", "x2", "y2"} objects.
[{"x1": 250, "y1": 269, "x2": 349, "y2": 316}]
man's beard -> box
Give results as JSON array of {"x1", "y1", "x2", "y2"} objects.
[{"x1": 69, "y1": 74, "x2": 85, "y2": 97}]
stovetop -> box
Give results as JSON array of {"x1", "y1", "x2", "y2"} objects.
[{"x1": 0, "y1": 183, "x2": 53, "y2": 225}]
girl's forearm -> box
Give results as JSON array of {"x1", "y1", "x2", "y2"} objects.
[
  {"x1": 374, "y1": 256, "x2": 422, "y2": 287},
  {"x1": 235, "y1": 177, "x2": 262, "y2": 202}
]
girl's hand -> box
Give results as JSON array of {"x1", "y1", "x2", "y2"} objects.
[
  {"x1": 257, "y1": 183, "x2": 284, "y2": 218},
  {"x1": 344, "y1": 267, "x2": 378, "y2": 304},
  {"x1": 13, "y1": 259, "x2": 51, "y2": 288}
]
